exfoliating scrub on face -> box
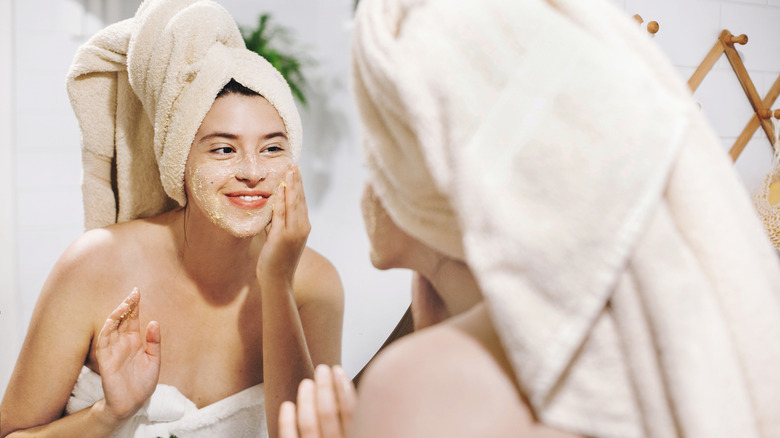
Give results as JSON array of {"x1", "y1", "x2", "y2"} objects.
[{"x1": 185, "y1": 93, "x2": 293, "y2": 238}]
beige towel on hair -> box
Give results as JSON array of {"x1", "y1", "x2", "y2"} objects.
[
  {"x1": 352, "y1": 0, "x2": 780, "y2": 437},
  {"x1": 67, "y1": 0, "x2": 302, "y2": 230}
]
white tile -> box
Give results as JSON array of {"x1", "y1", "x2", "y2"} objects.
[
  {"x1": 769, "y1": 0, "x2": 780, "y2": 6},
  {"x1": 14, "y1": 69, "x2": 70, "y2": 111},
  {"x1": 15, "y1": 186, "x2": 83, "y2": 233},
  {"x1": 15, "y1": 109, "x2": 81, "y2": 152},
  {"x1": 16, "y1": 151, "x2": 82, "y2": 190},
  {"x1": 756, "y1": 72, "x2": 780, "y2": 103},
  {"x1": 722, "y1": 4, "x2": 780, "y2": 72},
  {"x1": 14, "y1": 0, "x2": 59, "y2": 34},
  {"x1": 14, "y1": 33, "x2": 83, "y2": 77},
  {"x1": 625, "y1": 0, "x2": 721, "y2": 68},
  {"x1": 694, "y1": 69, "x2": 758, "y2": 138},
  {"x1": 726, "y1": 0, "x2": 768, "y2": 4}
]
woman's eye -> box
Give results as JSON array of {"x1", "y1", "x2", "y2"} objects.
[
  {"x1": 263, "y1": 144, "x2": 284, "y2": 153},
  {"x1": 211, "y1": 146, "x2": 235, "y2": 154}
]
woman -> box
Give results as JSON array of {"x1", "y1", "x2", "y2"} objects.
[
  {"x1": 280, "y1": 0, "x2": 780, "y2": 437},
  {"x1": 0, "y1": 1, "x2": 343, "y2": 437}
]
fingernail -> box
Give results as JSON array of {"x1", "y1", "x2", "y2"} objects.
[
  {"x1": 333, "y1": 365, "x2": 350, "y2": 386},
  {"x1": 299, "y1": 378, "x2": 314, "y2": 391},
  {"x1": 316, "y1": 364, "x2": 330, "y2": 381}
]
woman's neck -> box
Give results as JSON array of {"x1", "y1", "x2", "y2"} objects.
[
  {"x1": 411, "y1": 247, "x2": 483, "y2": 318},
  {"x1": 171, "y1": 207, "x2": 264, "y2": 298}
]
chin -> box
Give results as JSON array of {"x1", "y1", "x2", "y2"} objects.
[
  {"x1": 216, "y1": 216, "x2": 271, "y2": 239},
  {"x1": 369, "y1": 248, "x2": 397, "y2": 270}
]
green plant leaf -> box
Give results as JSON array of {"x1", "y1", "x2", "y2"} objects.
[{"x1": 240, "y1": 13, "x2": 311, "y2": 106}]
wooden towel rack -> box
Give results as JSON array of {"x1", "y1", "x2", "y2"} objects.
[
  {"x1": 688, "y1": 29, "x2": 780, "y2": 161},
  {"x1": 633, "y1": 14, "x2": 659, "y2": 35}
]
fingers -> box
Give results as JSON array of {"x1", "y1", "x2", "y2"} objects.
[
  {"x1": 279, "y1": 401, "x2": 300, "y2": 438},
  {"x1": 111, "y1": 288, "x2": 140, "y2": 332},
  {"x1": 332, "y1": 365, "x2": 356, "y2": 437},
  {"x1": 145, "y1": 320, "x2": 162, "y2": 361},
  {"x1": 296, "y1": 379, "x2": 319, "y2": 438},
  {"x1": 287, "y1": 366, "x2": 354, "y2": 438},
  {"x1": 315, "y1": 365, "x2": 342, "y2": 438},
  {"x1": 285, "y1": 165, "x2": 309, "y2": 234},
  {"x1": 96, "y1": 288, "x2": 144, "y2": 368},
  {"x1": 271, "y1": 179, "x2": 287, "y2": 232}
]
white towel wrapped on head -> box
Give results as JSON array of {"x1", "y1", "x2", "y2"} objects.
[
  {"x1": 67, "y1": 0, "x2": 302, "y2": 229},
  {"x1": 351, "y1": 0, "x2": 780, "y2": 436}
]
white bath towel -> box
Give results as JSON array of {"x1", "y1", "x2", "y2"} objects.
[
  {"x1": 67, "y1": 0, "x2": 302, "y2": 230},
  {"x1": 351, "y1": 0, "x2": 780, "y2": 437},
  {"x1": 66, "y1": 366, "x2": 267, "y2": 437}
]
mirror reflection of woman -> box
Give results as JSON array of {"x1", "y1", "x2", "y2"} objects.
[{"x1": 0, "y1": 1, "x2": 343, "y2": 437}]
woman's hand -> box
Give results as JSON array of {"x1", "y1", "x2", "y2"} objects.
[
  {"x1": 95, "y1": 288, "x2": 161, "y2": 424},
  {"x1": 258, "y1": 165, "x2": 310, "y2": 286},
  {"x1": 279, "y1": 364, "x2": 357, "y2": 438}
]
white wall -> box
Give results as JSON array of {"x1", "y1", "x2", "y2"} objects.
[
  {"x1": 1, "y1": 0, "x2": 20, "y2": 397},
  {"x1": 612, "y1": 0, "x2": 780, "y2": 192},
  {"x1": 3, "y1": 0, "x2": 780, "y2": 397}
]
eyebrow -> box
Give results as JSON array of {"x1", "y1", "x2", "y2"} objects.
[{"x1": 197, "y1": 131, "x2": 288, "y2": 143}]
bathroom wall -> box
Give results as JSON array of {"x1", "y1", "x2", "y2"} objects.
[
  {"x1": 613, "y1": 0, "x2": 780, "y2": 191},
  {"x1": 2, "y1": 0, "x2": 779, "y2": 397}
]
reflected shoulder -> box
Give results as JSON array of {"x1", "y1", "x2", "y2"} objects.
[
  {"x1": 294, "y1": 246, "x2": 344, "y2": 304},
  {"x1": 352, "y1": 304, "x2": 564, "y2": 438}
]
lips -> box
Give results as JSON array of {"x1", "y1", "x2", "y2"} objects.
[{"x1": 225, "y1": 191, "x2": 270, "y2": 209}]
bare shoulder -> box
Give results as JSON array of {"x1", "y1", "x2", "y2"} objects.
[
  {"x1": 293, "y1": 247, "x2": 344, "y2": 306},
  {"x1": 42, "y1": 216, "x2": 173, "y2": 313},
  {"x1": 0, "y1": 220, "x2": 157, "y2": 432},
  {"x1": 352, "y1": 303, "x2": 580, "y2": 438},
  {"x1": 48, "y1": 220, "x2": 149, "y2": 294}
]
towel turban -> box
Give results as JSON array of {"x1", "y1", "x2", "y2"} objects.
[
  {"x1": 67, "y1": 0, "x2": 302, "y2": 229},
  {"x1": 352, "y1": 0, "x2": 780, "y2": 436}
]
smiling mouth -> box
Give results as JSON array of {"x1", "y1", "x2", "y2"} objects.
[{"x1": 226, "y1": 193, "x2": 270, "y2": 209}]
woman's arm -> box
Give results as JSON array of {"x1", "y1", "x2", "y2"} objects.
[
  {"x1": 0, "y1": 234, "x2": 160, "y2": 438},
  {"x1": 1, "y1": 235, "x2": 104, "y2": 437},
  {"x1": 295, "y1": 248, "x2": 344, "y2": 368},
  {"x1": 258, "y1": 166, "x2": 319, "y2": 438}
]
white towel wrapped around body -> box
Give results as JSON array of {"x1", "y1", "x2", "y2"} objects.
[
  {"x1": 351, "y1": 0, "x2": 780, "y2": 436},
  {"x1": 67, "y1": 0, "x2": 302, "y2": 229},
  {"x1": 66, "y1": 366, "x2": 267, "y2": 437}
]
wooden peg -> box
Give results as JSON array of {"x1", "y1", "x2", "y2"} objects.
[
  {"x1": 759, "y1": 109, "x2": 780, "y2": 119},
  {"x1": 729, "y1": 34, "x2": 749, "y2": 46},
  {"x1": 647, "y1": 21, "x2": 659, "y2": 34}
]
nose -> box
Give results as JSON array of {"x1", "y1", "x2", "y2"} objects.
[{"x1": 235, "y1": 154, "x2": 267, "y2": 185}]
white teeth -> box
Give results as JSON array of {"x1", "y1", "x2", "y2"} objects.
[{"x1": 238, "y1": 195, "x2": 263, "y2": 201}]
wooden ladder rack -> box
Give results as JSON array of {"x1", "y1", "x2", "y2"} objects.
[{"x1": 688, "y1": 29, "x2": 780, "y2": 161}]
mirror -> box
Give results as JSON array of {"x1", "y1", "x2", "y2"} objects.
[{"x1": 0, "y1": 0, "x2": 411, "y2": 394}]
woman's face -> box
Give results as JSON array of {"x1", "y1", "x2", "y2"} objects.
[{"x1": 185, "y1": 93, "x2": 293, "y2": 238}]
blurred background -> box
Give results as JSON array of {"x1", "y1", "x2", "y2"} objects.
[{"x1": 2, "y1": 0, "x2": 780, "y2": 397}]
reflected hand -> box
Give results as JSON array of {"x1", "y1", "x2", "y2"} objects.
[
  {"x1": 279, "y1": 364, "x2": 356, "y2": 438},
  {"x1": 258, "y1": 165, "x2": 310, "y2": 286},
  {"x1": 411, "y1": 272, "x2": 449, "y2": 330},
  {"x1": 95, "y1": 288, "x2": 161, "y2": 423}
]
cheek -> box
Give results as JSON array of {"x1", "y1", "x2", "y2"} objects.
[
  {"x1": 264, "y1": 158, "x2": 294, "y2": 184},
  {"x1": 360, "y1": 188, "x2": 377, "y2": 240}
]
